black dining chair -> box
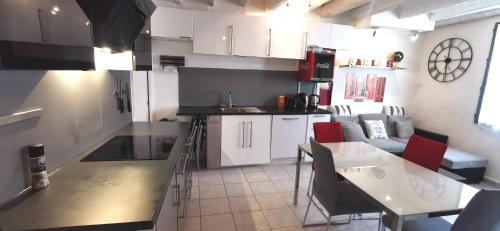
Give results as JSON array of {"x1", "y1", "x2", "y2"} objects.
[
  {"x1": 380, "y1": 189, "x2": 500, "y2": 231},
  {"x1": 305, "y1": 138, "x2": 382, "y2": 230}
]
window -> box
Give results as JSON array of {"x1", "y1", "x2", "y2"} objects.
[{"x1": 475, "y1": 22, "x2": 500, "y2": 129}]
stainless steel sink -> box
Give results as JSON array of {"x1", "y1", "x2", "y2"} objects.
[{"x1": 219, "y1": 107, "x2": 264, "y2": 113}]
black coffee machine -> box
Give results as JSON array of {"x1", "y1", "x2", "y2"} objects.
[{"x1": 296, "y1": 93, "x2": 308, "y2": 109}]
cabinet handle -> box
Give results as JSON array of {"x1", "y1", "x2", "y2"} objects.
[
  {"x1": 249, "y1": 121, "x2": 253, "y2": 148},
  {"x1": 267, "y1": 29, "x2": 272, "y2": 57},
  {"x1": 312, "y1": 115, "x2": 326, "y2": 118},
  {"x1": 227, "y1": 25, "x2": 234, "y2": 55},
  {"x1": 179, "y1": 36, "x2": 192, "y2": 39},
  {"x1": 174, "y1": 185, "x2": 180, "y2": 205},
  {"x1": 282, "y1": 117, "x2": 300, "y2": 120},
  {"x1": 37, "y1": 9, "x2": 49, "y2": 42},
  {"x1": 241, "y1": 121, "x2": 246, "y2": 148},
  {"x1": 302, "y1": 32, "x2": 308, "y2": 59}
]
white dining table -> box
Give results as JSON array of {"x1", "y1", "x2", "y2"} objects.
[{"x1": 293, "y1": 141, "x2": 479, "y2": 231}]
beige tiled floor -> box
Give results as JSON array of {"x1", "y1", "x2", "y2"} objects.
[{"x1": 181, "y1": 164, "x2": 382, "y2": 231}]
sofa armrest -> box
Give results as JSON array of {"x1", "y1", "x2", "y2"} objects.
[{"x1": 414, "y1": 127, "x2": 449, "y2": 144}]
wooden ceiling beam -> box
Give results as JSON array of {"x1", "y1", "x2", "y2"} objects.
[
  {"x1": 265, "y1": 0, "x2": 287, "y2": 11},
  {"x1": 316, "y1": 0, "x2": 371, "y2": 18}
]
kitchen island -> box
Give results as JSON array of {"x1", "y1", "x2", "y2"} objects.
[{"x1": 0, "y1": 122, "x2": 189, "y2": 231}]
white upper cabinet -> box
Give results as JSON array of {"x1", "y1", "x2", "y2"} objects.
[
  {"x1": 233, "y1": 15, "x2": 270, "y2": 58},
  {"x1": 193, "y1": 11, "x2": 235, "y2": 56},
  {"x1": 307, "y1": 22, "x2": 354, "y2": 50},
  {"x1": 268, "y1": 17, "x2": 308, "y2": 59},
  {"x1": 330, "y1": 24, "x2": 354, "y2": 50},
  {"x1": 307, "y1": 22, "x2": 332, "y2": 48},
  {"x1": 151, "y1": 7, "x2": 193, "y2": 40}
]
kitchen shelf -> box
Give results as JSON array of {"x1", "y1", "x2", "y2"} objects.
[
  {"x1": 0, "y1": 108, "x2": 43, "y2": 127},
  {"x1": 338, "y1": 65, "x2": 407, "y2": 70}
]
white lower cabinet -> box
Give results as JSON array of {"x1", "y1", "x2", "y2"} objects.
[
  {"x1": 221, "y1": 115, "x2": 271, "y2": 166},
  {"x1": 305, "y1": 114, "x2": 331, "y2": 162},
  {"x1": 305, "y1": 114, "x2": 331, "y2": 143},
  {"x1": 271, "y1": 115, "x2": 308, "y2": 159}
]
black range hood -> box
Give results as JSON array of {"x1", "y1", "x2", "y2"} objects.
[
  {"x1": 76, "y1": 0, "x2": 156, "y2": 52},
  {"x1": 0, "y1": 0, "x2": 155, "y2": 70}
]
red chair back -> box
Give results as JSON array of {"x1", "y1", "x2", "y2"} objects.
[
  {"x1": 402, "y1": 134, "x2": 447, "y2": 172},
  {"x1": 313, "y1": 122, "x2": 343, "y2": 143}
]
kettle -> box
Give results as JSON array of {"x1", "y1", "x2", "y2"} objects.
[{"x1": 308, "y1": 94, "x2": 320, "y2": 109}]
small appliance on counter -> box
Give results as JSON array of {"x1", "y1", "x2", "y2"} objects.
[
  {"x1": 308, "y1": 94, "x2": 320, "y2": 109},
  {"x1": 285, "y1": 95, "x2": 297, "y2": 109},
  {"x1": 277, "y1": 96, "x2": 286, "y2": 108},
  {"x1": 296, "y1": 93, "x2": 308, "y2": 109},
  {"x1": 298, "y1": 47, "x2": 335, "y2": 82}
]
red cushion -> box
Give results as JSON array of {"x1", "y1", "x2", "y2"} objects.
[
  {"x1": 402, "y1": 135, "x2": 447, "y2": 172},
  {"x1": 313, "y1": 122, "x2": 343, "y2": 143}
]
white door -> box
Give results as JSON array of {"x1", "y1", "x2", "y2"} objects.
[
  {"x1": 330, "y1": 24, "x2": 354, "y2": 50},
  {"x1": 221, "y1": 116, "x2": 247, "y2": 166},
  {"x1": 307, "y1": 22, "x2": 331, "y2": 48},
  {"x1": 151, "y1": 7, "x2": 193, "y2": 40},
  {"x1": 269, "y1": 17, "x2": 308, "y2": 59},
  {"x1": 246, "y1": 115, "x2": 272, "y2": 165},
  {"x1": 233, "y1": 15, "x2": 270, "y2": 58},
  {"x1": 193, "y1": 11, "x2": 234, "y2": 55},
  {"x1": 131, "y1": 71, "x2": 150, "y2": 122},
  {"x1": 271, "y1": 115, "x2": 308, "y2": 159}
]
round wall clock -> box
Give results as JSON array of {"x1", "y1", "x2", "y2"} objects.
[{"x1": 428, "y1": 38, "x2": 472, "y2": 82}]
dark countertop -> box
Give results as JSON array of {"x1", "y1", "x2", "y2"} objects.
[
  {"x1": 176, "y1": 106, "x2": 332, "y2": 116},
  {"x1": 0, "y1": 122, "x2": 189, "y2": 231}
]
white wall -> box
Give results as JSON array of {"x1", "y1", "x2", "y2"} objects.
[
  {"x1": 408, "y1": 15, "x2": 500, "y2": 183},
  {"x1": 331, "y1": 29, "x2": 421, "y2": 114}
]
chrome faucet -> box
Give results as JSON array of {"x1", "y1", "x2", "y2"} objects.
[{"x1": 228, "y1": 91, "x2": 233, "y2": 108}]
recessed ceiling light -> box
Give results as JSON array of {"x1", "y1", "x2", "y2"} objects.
[{"x1": 52, "y1": 6, "x2": 59, "y2": 12}]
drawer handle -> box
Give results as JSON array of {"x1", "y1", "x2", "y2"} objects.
[{"x1": 282, "y1": 118, "x2": 300, "y2": 120}]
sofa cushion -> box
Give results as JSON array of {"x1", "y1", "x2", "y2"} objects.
[
  {"x1": 358, "y1": 113, "x2": 388, "y2": 136},
  {"x1": 387, "y1": 116, "x2": 411, "y2": 137},
  {"x1": 442, "y1": 148, "x2": 489, "y2": 169},
  {"x1": 367, "y1": 138, "x2": 406, "y2": 153},
  {"x1": 364, "y1": 120, "x2": 389, "y2": 139},
  {"x1": 389, "y1": 137, "x2": 409, "y2": 144},
  {"x1": 396, "y1": 120, "x2": 414, "y2": 139},
  {"x1": 341, "y1": 123, "x2": 367, "y2": 142},
  {"x1": 332, "y1": 116, "x2": 359, "y2": 124}
]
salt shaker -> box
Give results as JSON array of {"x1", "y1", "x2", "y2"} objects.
[{"x1": 28, "y1": 144, "x2": 49, "y2": 190}]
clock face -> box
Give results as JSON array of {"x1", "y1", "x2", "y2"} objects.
[{"x1": 428, "y1": 38, "x2": 473, "y2": 82}]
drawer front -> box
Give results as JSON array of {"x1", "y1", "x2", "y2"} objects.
[{"x1": 271, "y1": 115, "x2": 308, "y2": 159}]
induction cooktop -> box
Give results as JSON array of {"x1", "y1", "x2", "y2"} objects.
[{"x1": 81, "y1": 135, "x2": 178, "y2": 162}]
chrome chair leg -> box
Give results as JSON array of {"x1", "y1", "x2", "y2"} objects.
[
  {"x1": 306, "y1": 170, "x2": 314, "y2": 198},
  {"x1": 378, "y1": 212, "x2": 382, "y2": 231},
  {"x1": 303, "y1": 193, "x2": 313, "y2": 226},
  {"x1": 325, "y1": 213, "x2": 332, "y2": 231}
]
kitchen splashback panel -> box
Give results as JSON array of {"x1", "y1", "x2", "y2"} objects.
[{"x1": 178, "y1": 67, "x2": 298, "y2": 106}]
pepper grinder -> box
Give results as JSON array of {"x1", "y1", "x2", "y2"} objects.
[{"x1": 28, "y1": 144, "x2": 49, "y2": 190}]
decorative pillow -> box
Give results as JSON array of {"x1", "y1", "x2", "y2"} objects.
[
  {"x1": 331, "y1": 105, "x2": 352, "y2": 116},
  {"x1": 395, "y1": 120, "x2": 414, "y2": 139},
  {"x1": 363, "y1": 120, "x2": 389, "y2": 139},
  {"x1": 384, "y1": 105, "x2": 406, "y2": 116},
  {"x1": 341, "y1": 123, "x2": 367, "y2": 142},
  {"x1": 387, "y1": 116, "x2": 412, "y2": 137},
  {"x1": 358, "y1": 113, "x2": 388, "y2": 137}
]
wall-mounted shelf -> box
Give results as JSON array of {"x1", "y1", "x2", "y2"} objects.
[
  {"x1": 0, "y1": 108, "x2": 43, "y2": 127},
  {"x1": 338, "y1": 65, "x2": 407, "y2": 70}
]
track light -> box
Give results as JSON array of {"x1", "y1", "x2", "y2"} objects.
[{"x1": 410, "y1": 31, "x2": 419, "y2": 42}]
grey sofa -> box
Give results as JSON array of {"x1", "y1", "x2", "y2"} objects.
[
  {"x1": 333, "y1": 113, "x2": 410, "y2": 154},
  {"x1": 332, "y1": 113, "x2": 489, "y2": 183}
]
